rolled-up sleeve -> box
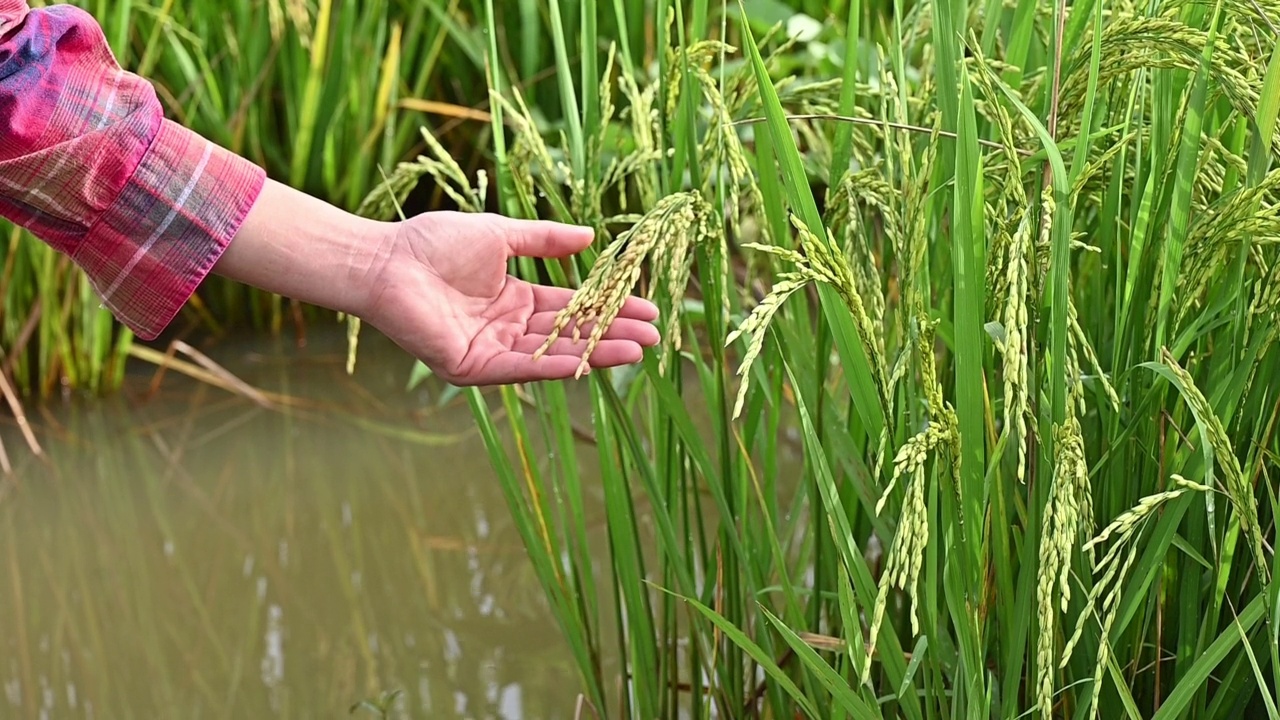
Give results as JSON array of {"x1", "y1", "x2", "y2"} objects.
[{"x1": 0, "y1": 1, "x2": 265, "y2": 339}]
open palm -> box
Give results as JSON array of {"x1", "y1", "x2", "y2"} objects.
[{"x1": 361, "y1": 211, "x2": 660, "y2": 386}]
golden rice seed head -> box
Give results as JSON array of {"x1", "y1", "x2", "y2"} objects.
[
  {"x1": 943, "y1": 410, "x2": 963, "y2": 482},
  {"x1": 1035, "y1": 545, "x2": 1060, "y2": 717},
  {"x1": 874, "y1": 480, "x2": 897, "y2": 517},
  {"x1": 888, "y1": 503, "x2": 919, "y2": 594},
  {"x1": 1035, "y1": 186, "x2": 1057, "y2": 282},
  {"x1": 1070, "y1": 301, "x2": 1120, "y2": 411},
  {"x1": 1059, "y1": 511, "x2": 1080, "y2": 611},
  {"x1": 990, "y1": 240, "x2": 1014, "y2": 332},
  {"x1": 534, "y1": 305, "x2": 580, "y2": 359},
  {"x1": 728, "y1": 275, "x2": 811, "y2": 419},
  {"x1": 1073, "y1": 433, "x2": 1095, "y2": 531},
  {"x1": 1085, "y1": 539, "x2": 1143, "y2": 715},
  {"x1": 1063, "y1": 339, "x2": 1083, "y2": 413},
  {"x1": 1039, "y1": 477, "x2": 1066, "y2": 593},
  {"x1": 1084, "y1": 487, "x2": 1190, "y2": 553},
  {"x1": 1069, "y1": 537, "x2": 1131, "y2": 658},
  {"x1": 865, "y1": 583, "x2": 892, "y2": 678},
  {"x1": 904, "y1": 466, "x2": 928, "y2": 635},
  {"x1": 1166, "y1": 474, "x2": 1209, "y2": 495},
  {"x1": 1061, "y1": 583, "x2": 1101, "y2": 664},
  {"x1": 872, "y1": 429, "x2": 891, "y2": 484},
  {"x1": 267, "y1": 0, "x2": 285, "y2": 40},
  {"x1": 742, "y1": 243, "x2": 808, "y2": 265},
  {"x1": 1036, "y1": 671, "x2": 1054, "y2": 719},
  {"x1": 1000, "y1": 242, "x2": 1029, "y2": 469},
  {"x1": 279, "y1": 0, "x2": 313, "y2": 42},
  {"x1": 884, "y1": 528, "x2": 907, "y2": 590},
  {"x1": 875, "y1": 451, "x2": 911, "y2": 516},
  {"x1": 419, "y1": 127, "x2": 469, "y2": 189},
  {"x1": 345, "y1": 315, "x2": 361, "y2": 376},
  {"x1": 536, "y1": 195, "x2": 696, "y2": 369},
  {"x1": 1159, "y1": 352, "x2": 1264, "y2": 574}
]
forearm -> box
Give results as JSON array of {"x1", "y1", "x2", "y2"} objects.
[
  {"x1": 1, "y1": 2, "x2": 265, "y2": 340},
  {"x1": 213, "y1": 179, "x2": 392, "y2": 317}
]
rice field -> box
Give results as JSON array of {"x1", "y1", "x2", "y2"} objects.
[
  {"x1": 4, "y1": 0, "x2": 1280, "y2": 718},
  {"x1": 365, "y1": 0, "x2": 1279, "y2": 718}
]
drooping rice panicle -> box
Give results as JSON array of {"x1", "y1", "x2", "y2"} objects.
[
  {"x1": 1157, "y1": 349, "x2": 1270, "y2": 586},
  {"x1": 866, "y1": 313, "x2": 959, "y2": 676},
  {"x1": 1035, "y1": 417, "x2": 1089, "y2": 717},
  {"x1": 535, "y1": 192, "x2": 715, "y2": 378}
]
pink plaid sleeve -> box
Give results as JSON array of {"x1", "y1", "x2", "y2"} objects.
[{"x1": 0, "y1": 1, "x2": 265, "y2": 340}]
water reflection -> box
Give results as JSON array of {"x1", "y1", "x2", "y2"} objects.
[{"x1": 0, "y1": 330, "x2": 601, "y2": 718}]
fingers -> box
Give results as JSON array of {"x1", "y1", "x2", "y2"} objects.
[
  {"x1": 471, "y1": 354, "x2": 586, "y2": 385},
  {"x1": 530, "y1": 285, "x2": 660, "y2": 321},
  {"x1": 460, "y1": 335, "x2": 646, "y2": 385},
  {"x1": 526, "y1": 312, "x2": 661, "y2": 347},
  {"x1": 513, "y1": 335, "x2": 645, "y2": 364},
  {"x1": 491, "y1": 216, "x2": 594, "y2": 259},
  {"x1": 472, "y1": 345, "x2": 642, "y2": 385}
]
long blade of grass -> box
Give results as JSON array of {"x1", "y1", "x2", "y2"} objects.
[
  {"x1": 659, "y1": 586, "x2": 822, "y2": 720},
  {"x1": 1248, "y1": 41, "x2": 1280, "y2": 184},
  {"x1": 785, "y1": 360, "x2": 923, "y2": 720},
  {"x1": 1234, "y1": 607, "x2": 1280, "y2": 720},
  {"x1": 289, "y1": 0, "x2": 333, "y2": 188},
  {"x1": 590, "y1": 380, "x2": 660, "y2": 720},
  {"x1": 759, "y1": 605, "x2": 880, "y2": 720},
  {"x1": 1150, "y1": 592, "x2": 1267, "y2": 720},
  {"x1": 1154, "y1": 0, "x2": 1223, "y2": 350},
  {"x1": 738, "y1": 4, "x2": 886, "y2": 439},
  {"x1": 951, "y1": 56, "x2": 988, "y2": 560},
  {"x1": 829, "y1": 1, "x2": 862, "y2": 185},
  {"x1": 547, "y1": 0, "x2": 586, "y2": 176}
]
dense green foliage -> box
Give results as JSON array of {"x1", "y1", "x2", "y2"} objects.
[{"x1": 373, "y1": 1, "x2": 1277, "y2": 718}]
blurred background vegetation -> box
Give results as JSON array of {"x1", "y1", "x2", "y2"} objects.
[{"x1": 4, "y1": 0, "x2": 580, "y2": 396}]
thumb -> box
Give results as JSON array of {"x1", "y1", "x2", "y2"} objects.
[{"x1": 494, "y1": 216, "x2": 594, "y2": 258}]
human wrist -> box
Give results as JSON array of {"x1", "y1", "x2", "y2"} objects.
[
  {"x1": 214, "y1": 179, "x2": 394, "y2": 317},
  {"x1": 340, "y1": 215, "x2": 400, "y2": 319}
]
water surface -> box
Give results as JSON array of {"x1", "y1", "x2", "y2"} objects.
[{"x1": 1, "y1": 329, "x2": 606, "y2": 719}]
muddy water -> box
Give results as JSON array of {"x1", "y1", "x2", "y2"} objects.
[{"x1": 0, "y1": 329, "x2": 611, "y2": 719}]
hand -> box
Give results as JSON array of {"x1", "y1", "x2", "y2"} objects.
[
  {"x1": 216, "y1": 180, "x2": 657, "y2": 385},
  {"x1": 359, "y1": 211, "x2": 661, "y2": 386}
]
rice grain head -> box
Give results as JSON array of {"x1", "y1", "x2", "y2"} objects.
[
  {"x1": 1060, "y1": 475, "x2": 1211, "y2": 717},
  {"x1": 727, "y1": 244, "x2": 815, "y2": 418},
  {"x1": 1159, "y1": 349, "x2": 1270, "y2": 586},
  {"x1": 865, "y1": 314, "x2": 957, "y2": 677},
  {"x1": 1034, "y1": 417, "x2": 1089, "y2": 717},
  {"x1": 998, "y1": 213, "x2": 1033, "y2": 484},
  {"x1": 788, "y1": 213, "x2": 891, "y2": 413},
  {"x1": 535, "y1": 192, "x2": 716, "y2": 378}
]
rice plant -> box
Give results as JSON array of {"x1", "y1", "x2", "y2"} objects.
[{"x1": 376, "y1": 0, "x2": 1280, "y2": 718}]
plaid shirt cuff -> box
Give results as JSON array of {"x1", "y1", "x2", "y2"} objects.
[{"x1": 74, "y1": 120, "x2": 265, "y2": 340}]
